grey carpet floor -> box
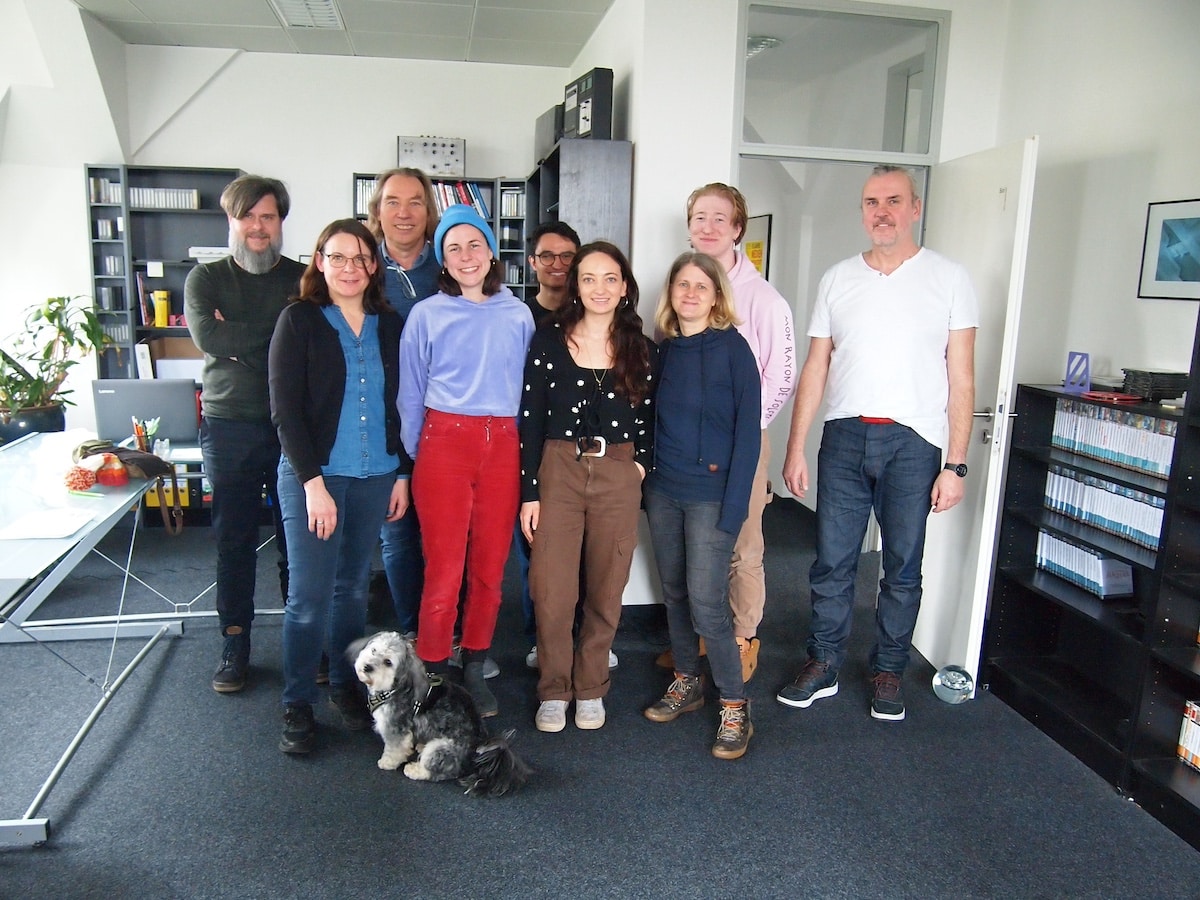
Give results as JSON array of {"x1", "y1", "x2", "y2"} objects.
[{"x1": 2, "y1": 500, "x2": 1197, "y2": 898}]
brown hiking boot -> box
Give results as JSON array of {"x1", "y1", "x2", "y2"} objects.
[
  {"x1": 737, "y1": 636, "x2": 760, "y2": 683},
  {"x1": 712, "y1": 699, "x2": 753, "y2": 760},
  {"x1": 644, "y1": 672, "x2": 705, "y2": 722}
]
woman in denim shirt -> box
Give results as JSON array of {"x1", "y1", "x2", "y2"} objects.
[{"x1": 269, "y1": 218, "x2": 411, "y2": 755}]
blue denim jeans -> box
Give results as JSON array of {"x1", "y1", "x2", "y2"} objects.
[
  {"x1": 645, "y1": 485, "x2": 743, "y2": 701},
  {"x1": 808, "y1": 418, "x2": 941, "y2": 674},
  {"x1": 380, "y1": 506, "x2": 422, "y2": 634},
  {"x1": 512, "y1": 521, "x2": 536, "y2": 640},
  {"x1": 199, "y1": 416, "x2": 287, "y2": 635},
  {"x1": 278, "y1": 458, "x2": 395, "y2": 706}
]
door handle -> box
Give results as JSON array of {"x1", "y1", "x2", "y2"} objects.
[{"x1": 973, "y1": 407, "x2": 993, "y2": 422}]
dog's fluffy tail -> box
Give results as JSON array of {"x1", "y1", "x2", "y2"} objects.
[{"x1": 459, "y1": 729, "x2": 531, "y2": 798}]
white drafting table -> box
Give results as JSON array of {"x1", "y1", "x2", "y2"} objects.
[{"x1": 0, "y1": 431, "x2": 181, "y2": 845}]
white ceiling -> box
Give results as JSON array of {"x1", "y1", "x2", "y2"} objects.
[{"x1": 69, "y1": 0, "x2": 615, "y2": 68}]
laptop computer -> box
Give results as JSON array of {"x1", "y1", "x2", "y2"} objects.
[{"x1": 92, "y1": 378, "x2": 201, "y2": 446}]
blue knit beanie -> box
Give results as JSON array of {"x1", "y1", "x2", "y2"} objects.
[{"x1": 433, "y1": 204, "x2": 498, "y2": 265}]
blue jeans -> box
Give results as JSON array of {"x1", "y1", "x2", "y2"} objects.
[
  {"x1": 645, "y1": 485, "x2": 743, "y2": 701},
  {"x1": 513, "y1": 522, "x2": 536, "y2": 641},
  {"x1": 380, "y1": 507, "x2": 422, "y2": 634},
  {"x1": 278, "y1": 458, "x2": 395, "y2": 706},
  {"x1": 199, "y1": 416, "x2": 287, "y2": 635},
  {"x1": 808, "y1": 418, "x2": 941, "y2": 674}
]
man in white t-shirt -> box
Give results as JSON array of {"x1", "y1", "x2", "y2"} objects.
[{"x1": 777, "y1": 165, "x2": 978, "y2": 722}]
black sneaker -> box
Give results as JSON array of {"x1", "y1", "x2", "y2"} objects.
[
  {"x1": 211, "y1": 627, "x2": 250, "y2": 694},
  {"x1": 280, "y1": 703, "x2": 316, "y2": 754},
  {"x1": 776, "y1": 657, "x2": 839, "y2": 708},
  {"x1": 329, "y1": 684, "x2": 373, "y2": 731},
  {"x1": 870, "y1": 671, "x2": 906, "y2": 721},
  {"x1": 644, "y1": 673, "x2": 705, "y2": 723},
  {"x1": 712, "y1": 700, "x2": 753, "y2": 760}
]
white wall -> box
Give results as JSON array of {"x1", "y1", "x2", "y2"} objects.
[
  {"x1": 123, "y1": 49, "x2": 566, "y2": 263},
  {"x1": 995, "y1": 0, "x2": 1200, "y2": 383}
]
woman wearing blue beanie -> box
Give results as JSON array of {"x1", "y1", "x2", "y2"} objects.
[{"x1": 397, "y1": 204, "x2": 534, "y2": 716}]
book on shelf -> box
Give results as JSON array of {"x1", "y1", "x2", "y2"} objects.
[
  {"x1": 432, "y1": 180, "x2": 491, "y2": 219},
  {"x1": 1178, "y1": 700, "x2": 1200, "y2": 773},
  {"x1": 134, "y1": 341, "x2": 154, "y2": 379},
  {"x1": 1043, "y1": 464, "x2": 1164, "y2": 550},
  {"x1": 135, "y1": 272, "x2": 152, "y2": 326},
  {"x1": 1034, "y1": 528, "x2": 1133, "y2": 598},
  {"x1": 1051, "y1": 397, "x2": 1176, "y2": 477},
  {"x1": 127, "y1": 186, "x2": 200, "y2": 210}
]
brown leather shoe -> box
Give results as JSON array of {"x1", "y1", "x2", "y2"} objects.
[
  {"x1": 655, "y1": 637, "x2": 706, "y2": 670},
  {"x1": 737, "y1": 636, "x2": 760, "y2": 683}
]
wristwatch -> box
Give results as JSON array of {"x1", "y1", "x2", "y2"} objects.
[{"x1": 944, "y1": 462, "x2": 968, "y2": 477}]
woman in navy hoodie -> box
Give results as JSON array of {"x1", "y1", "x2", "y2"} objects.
[{"x1": 642, "y1": 251, "x2": 761, "y2": 760}]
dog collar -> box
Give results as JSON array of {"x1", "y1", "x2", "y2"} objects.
[
  {"x1": 413, "y1": 675, "x2": 443, "y2": 716},
  {"x1": 367, "y1": 689, "x2": 395, "y2": 713}
]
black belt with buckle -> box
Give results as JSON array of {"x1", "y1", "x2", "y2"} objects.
[{"x1": 576, "y1": 436, "x2": 607, "y2": 459}]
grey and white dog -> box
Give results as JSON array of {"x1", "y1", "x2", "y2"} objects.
[{"x1": 349, "y1": 631, "x2": 529, "y2": 797}]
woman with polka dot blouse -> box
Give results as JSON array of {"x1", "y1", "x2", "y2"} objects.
[{"x1": 518, "y1": 241, "x2": 657, "y2": 733}]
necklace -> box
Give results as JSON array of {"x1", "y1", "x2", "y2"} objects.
[{"x1": 591, "y1": 367, "x2": 605, "y2": 390}]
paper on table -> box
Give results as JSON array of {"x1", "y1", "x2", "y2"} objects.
[{"x1": 0, "y1": 508, "x2": 96, "y2": 540}]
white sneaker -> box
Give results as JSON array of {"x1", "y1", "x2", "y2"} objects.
[
  {"x1": 535, "y1": 699, "x2": 568, "y2": 732},
  {"x1": 575, "y1": 698, "x2": 606, "y2": 730},
  {"x1": 608, "y1": 650, "x2": 618, "y2": 670}
]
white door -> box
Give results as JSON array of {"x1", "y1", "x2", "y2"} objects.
[{"x1": 909, "y1": 137, "x2": 1039, "y2": 688}]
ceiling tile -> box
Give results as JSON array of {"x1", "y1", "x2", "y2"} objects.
[
  {"x1": 469, "y1": 37, "x2": 579, "y2": 68},
  {"x1": 156, "y1": 23, "x2": 299, "y2": 53},
  {"x1": 481, "y1": 0, "x2": 612, "y2": 12},
  {"x1": 121, "y1": 0, "x2": 280, "y2": 27},
  {"x1": 473, "y1": 7, "x2": 598, "y2": 43},
  {"x1": 339, "y1": 0, "x2": 471, "y2": 36},
  {"x1": 72, "y1": 0, "x2": 151, "y2": 21},
  {"x1": 349, "y1": 31, "x2": 470, "y2": 60},
  {"x1": 286, "y1": 28, "x2": 356, "y2": 55}
]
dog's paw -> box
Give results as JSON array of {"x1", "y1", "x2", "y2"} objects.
[
  {"x1": 403, "y1": 761, "x2": 432, "y2": 781},
  {"x1": 378, "y1": 754, "x2": 404, "y2": 771}
]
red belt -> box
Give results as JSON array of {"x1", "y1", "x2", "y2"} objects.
[{"x1": 859, "y1": 416, "x2": 896, "y2": 424}]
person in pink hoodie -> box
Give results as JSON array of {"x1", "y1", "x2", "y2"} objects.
[{"x1": 671, "y1": 182, "x2": 796, "y2": 682}]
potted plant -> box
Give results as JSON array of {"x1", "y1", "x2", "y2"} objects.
[{"x1": 0, "y1": 295, "x2": 110, "y2": 441}]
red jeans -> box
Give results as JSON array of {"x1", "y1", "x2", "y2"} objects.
[{"x1": 412, "y1": 410, "x2": 519, "y2": 663}]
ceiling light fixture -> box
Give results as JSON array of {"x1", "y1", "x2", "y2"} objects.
[
  {"x1": 268, "y1": 0, "x2": 344, "y2": 29},
  {"x1": 745, "y1": 35, "x2": 783, "y2": 60}
]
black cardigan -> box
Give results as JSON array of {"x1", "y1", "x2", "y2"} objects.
[{"x1": 268, "y1": 300, "x2": 412, "y2": 485}]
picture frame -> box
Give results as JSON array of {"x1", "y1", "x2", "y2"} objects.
[
  {"x1": 742, "y1": 214, "x2": 772, "y2": 278},
  {"x1": 1138, "y1": 198, "x2": 1200, "y2": 300}
]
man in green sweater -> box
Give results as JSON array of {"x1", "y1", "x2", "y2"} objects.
[{"x1": 185, "y1": 175, "x2": 305, "y2": 693}]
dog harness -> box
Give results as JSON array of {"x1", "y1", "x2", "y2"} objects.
[{"x1": 367, "y1": 674, "x2": 444, "y2": 715}]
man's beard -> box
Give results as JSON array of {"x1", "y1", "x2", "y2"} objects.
[{"x1": 229, "y1": 230, "x2": 283, "y2": 274}]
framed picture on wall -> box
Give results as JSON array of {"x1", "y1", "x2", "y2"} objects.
[
  {"x1": 743, "y1": 214, "x2": 772, "y2": 278},
  {"x1": 1138, "y1": 198, "x2": 1200, "y2": 300}
]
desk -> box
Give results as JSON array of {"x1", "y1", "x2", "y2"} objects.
[
  {"x1": 0, "y1": 431, "x2": 181, "y2": 846},
  {"x1": 0, "y1": 432, "x2": 182, "y2": 642}
]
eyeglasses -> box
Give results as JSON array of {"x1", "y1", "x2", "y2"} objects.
[
  {"x1": 322, "y1": 252, "x2": 372, "y2": 270},
  {"x1": 534, "y1": 251, "x2": 576, "y2": 265}
]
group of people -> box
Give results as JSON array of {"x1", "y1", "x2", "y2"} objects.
[{"x1": 184, "y1": 163, "x2": 976, "y2": 762}]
